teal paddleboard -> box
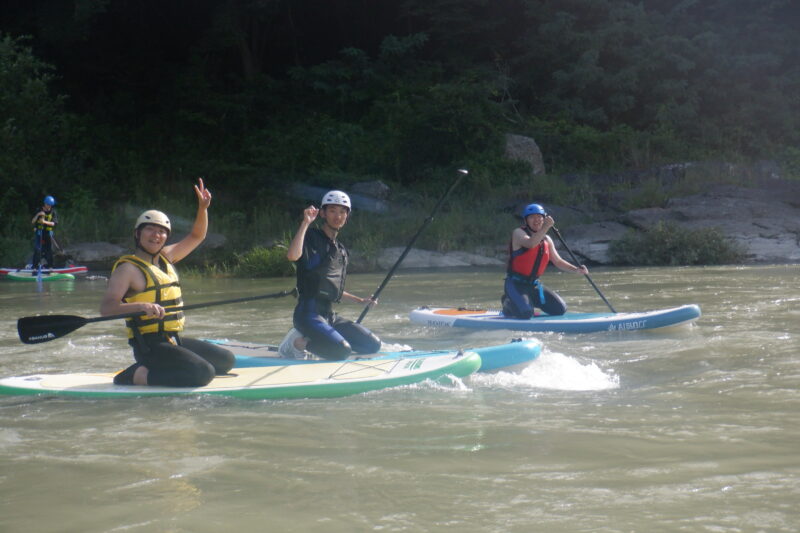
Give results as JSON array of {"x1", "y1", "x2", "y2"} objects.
[
  {"x1": 205, "y1": 338, "x2": 542, "y2": 373},
  {"x1": 0, "y1": 352, "x2": 481, "y2": 400}
]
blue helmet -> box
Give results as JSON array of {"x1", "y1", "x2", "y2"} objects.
[
  {"x1": 44, "y1": 195, "x2": 56, "y2": 206},
  {"x1": 522, "y1": 203, "x2": 546, "y2": 218}
]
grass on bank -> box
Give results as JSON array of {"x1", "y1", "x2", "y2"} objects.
[{"x1": 0, "y1": 166, "x2": 761, "y2": 274}]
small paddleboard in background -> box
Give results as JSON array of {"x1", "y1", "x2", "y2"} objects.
[
  {"x1": 0, "y1": 265, "x2": 88, "y2": 276},
  {"x1": 205, "y1": 338, "x2": 542, "y2": 373},
  {"x1": 409, "y1": 304, "x2": 701, "y2": 333},
  {"x1": 4, "y1": 272, "x2": 76, "y2": 283},
  {"x1": 0, "y1": 352, "x2": 481, "y2": 400}
]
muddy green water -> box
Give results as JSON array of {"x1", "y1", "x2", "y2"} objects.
[{"x1": 0, "y1": 265, "x2": 798, "y2": 532}]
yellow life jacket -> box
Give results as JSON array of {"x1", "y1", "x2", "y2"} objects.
[
  {"x1": 35, "y1": 210, "x2": 56, "y2": 232},
  {"x1": 112, "y1": 254, "x2": 185, "y2": 338}
]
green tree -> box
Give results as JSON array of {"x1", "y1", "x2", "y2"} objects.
[{"x1": 0, "y1": 33, "x2": 77, "y2": 202}]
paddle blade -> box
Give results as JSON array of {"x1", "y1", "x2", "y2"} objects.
[{"x1": 17, "y1": 314, "x2": 89, "y2": 344}]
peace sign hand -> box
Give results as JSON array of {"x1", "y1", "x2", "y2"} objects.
[{"x1": 194, "y1": 178, "x2": 212, "y2": 209}]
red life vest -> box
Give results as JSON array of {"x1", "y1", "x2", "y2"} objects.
[{"x1": 507, "y1": 226, "x2": 550, "y2": 282}]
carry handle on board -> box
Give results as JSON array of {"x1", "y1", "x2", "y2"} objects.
[{"x1": 17, "y1": 288, "x2": 297, "y2": 344}]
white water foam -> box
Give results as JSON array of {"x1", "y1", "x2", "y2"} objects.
[
  {"x1": 379, "y1": 342, "x2": 415, "y2": 352},
  {"x1": 381, "y1": 341, "x2": 619, "y2": 392},
  {"x1": 472, "y1": 349, "x2": 619, "y2": 392}
]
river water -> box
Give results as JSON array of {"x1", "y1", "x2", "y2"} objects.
[{"x1": 0, "y1": 265, "x2": 798, "y2": 532}]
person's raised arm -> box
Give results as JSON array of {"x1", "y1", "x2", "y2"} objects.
[
  {"x1": 513, "y1": 215, "x2": 554, "y2": 249},
  {"x1": 286, "y1": 206, "x2": 319, "y2": 262},
  {"x1": 163, "y1": 178, "x2": 211, "y2": 264}
]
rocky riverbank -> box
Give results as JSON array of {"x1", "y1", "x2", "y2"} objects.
[
  {"x1": 364, "y1": 179, "x2": 800, "y2": 268},
  {"x1": 565, "y1": 180, "x2": 800, "y2": 265},
  {"x1": 61, "y1": 179, "x2": 800, "y2": 271}
]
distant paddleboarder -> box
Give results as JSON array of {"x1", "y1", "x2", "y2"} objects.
[{"x1": 30, "y1": 195, "x2": 58, "y2": 272}]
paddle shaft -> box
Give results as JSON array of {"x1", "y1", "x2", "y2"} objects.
[
  {"x1": 84, "y1": 288, "x2": 298, "y2": 324},
  {"x1": 356, "y1": 169, "x2": 468, "y2": 324},
  {"x1": 550, "y1": 226, "x2": 617, "y2": 313},
  {"x1": 17, "y1": 288, "x2": 297, "y2": 344}
]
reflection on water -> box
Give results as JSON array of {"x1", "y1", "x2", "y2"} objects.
[{"x1": 0, "y1": 265, "x2": 799, "y2": 531}]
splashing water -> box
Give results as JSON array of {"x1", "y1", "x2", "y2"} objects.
[{"x1": 472, "y1": 349, "x2": 619, "y2": 391}]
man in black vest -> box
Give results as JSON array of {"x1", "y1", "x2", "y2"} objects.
[{"x1": 285, "y1": 190, "x2": 381, "y2": 360}]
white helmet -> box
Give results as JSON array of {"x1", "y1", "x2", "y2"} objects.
[
  {"x1": 135, "y1": 210, "x2": 171, "y2": 233},
  {"x1": 320, "y1": 190, "x2": 351, "y2": 210}
]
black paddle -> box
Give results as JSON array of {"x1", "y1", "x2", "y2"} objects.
[
  {"x1": 549, "y1": 226, "x2": 617, "y2": 313},
  {"x1": 356, "y1": 168, "x2": 468, "y2": 324},
  {"x1": 50, "y1": 234, "x2": 63, "y2": 253},
  {"x1": 18, "y1": 288, "x2": 297, "y2": 344}
]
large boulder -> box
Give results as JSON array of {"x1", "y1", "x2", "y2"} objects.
[
  {"x1": 351, "y1": 180, "x2": 391, "y2": 200},
  {"x1": 291, "y1": 183, "x2": 389, "y2": 213},
  {"x1": 545, "y1": 179, "x2": 800, "y2": 265},
  {"x1": 63, "y1": 234, "x2": 227, "y2": 270},
  {"x1": 123, "y1": 205, "x2": 227, "y2": 248},
  {"x1": 559, "y1": 222, "x2": 631, "y2": 265},
  {"x1": 504, "y1": 134, "x2": 546, "y2": 176},
  {"x1": 376, "y1": 247, "x2": 503, "y2": 270},
  {"x1": 622, "y1": 184, "x2": 800, "y2": 263},
  {"x1": 63, "y1": 242, "x2": 127, "y2": 269}
]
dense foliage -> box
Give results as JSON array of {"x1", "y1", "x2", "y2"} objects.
[
  {"x1": 233, "y1": 246, "x2": 295, "y2": 278},
  {"x1": 608, "y1": 222, "x2": 746, "y2": 266},
  {"x1": 1, "y1": 1, "x2": 798, "y2": 267}
]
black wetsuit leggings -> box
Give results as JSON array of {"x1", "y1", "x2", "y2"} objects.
[
  {"x1": 502, "y1": 278, "x2": 567, "y2": 319},
  {"x1": 293, "y1": 298, "x2": 381, "y2": 360},
  {"x1": 32, "y1": 230, "x2": 54, "y2": 268},
  {"x1": 128, "y1": 335, "x2": 235, "y2": 387}
]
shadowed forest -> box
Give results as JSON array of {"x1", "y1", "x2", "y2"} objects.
[{"x1": 2, "y1": 0, "x2": 798, "y2": 267}]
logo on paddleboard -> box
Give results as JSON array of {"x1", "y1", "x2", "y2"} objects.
[
  {"x1": 607, "y1": 320, "x2": 646, "y2": 331},
  {"x1": 404, "y1": 359, "x2": 424, "y2": 370}
]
